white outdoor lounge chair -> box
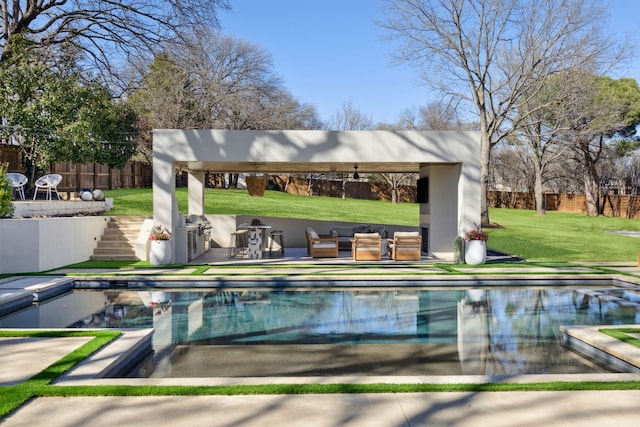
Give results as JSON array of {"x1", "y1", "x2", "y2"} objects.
[
  {"x1": 33, "y1": 173, "x2": 62, "y2": 200},
  {"x1": 5, "y1": 173, "x2": 28, "y2": 200}
]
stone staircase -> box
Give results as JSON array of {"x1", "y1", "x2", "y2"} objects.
[{"x1": 90, "y1": 216, "x2": 145, "y2": 261}]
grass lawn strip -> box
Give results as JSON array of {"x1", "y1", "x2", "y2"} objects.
[
  {"x1": 599, "y1": 328, "x2": 640, "y2": 349},
  {"x1": 44, "y1": 261, "x2": 620, "y2": 278}
]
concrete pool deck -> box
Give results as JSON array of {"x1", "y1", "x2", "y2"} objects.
[
  {"x1": 3, "y1": 261, "x2": 640, "y2": 425},
  {"x1": 3, "y1": 334, "x2": 640, "y2": 426},
  {"x1": 4, "y1": 387, "x2": 640, "y2": 426},
  {"x1": 3, "y1": 335, "x2": 640, "y2": 427}
]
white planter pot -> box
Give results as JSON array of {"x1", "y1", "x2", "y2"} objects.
[
  {"x1": 464, "y1": 240, "x2": 486, "y2": 265},
  {"x1": 149, "y1": 240, "x2": 172, "y2": 265}
]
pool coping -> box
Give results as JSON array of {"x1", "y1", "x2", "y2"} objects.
[
  {"x1": 561, "y1": 325, "x2": 640, "y2": 374},
  {"x1": 53, "y1": 328, "x2": 154, "y2": 384},
  {"x1": 68, "y1": 273, "x2": 637, "y2": 289}
]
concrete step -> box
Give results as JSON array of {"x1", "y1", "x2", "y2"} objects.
[
  {"x1": 101, "y1": 233, "x2": 132, "y2": 242},
  {"x1": 107, "y1": 220, "x2": 142, "y2": 229},
  {"x1": 90, "y1": 216, "x2": 145, "y2": 261},
  {"x1": 97, "y1": 240, "x2": 134, "y2": 250},
  {"x1": 93, "y1": 248, "x2": 135, "y2": 256},
  {"x1": 104, "y1": 233, "x2": 138, "y2": 240},
  {"x1": 89, "y1": 254, "x2": 139, "y2": 261}
]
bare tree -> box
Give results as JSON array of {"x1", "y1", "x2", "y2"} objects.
[
  {"x1": 622, "y1": 151, "x2": 640, "y2": 195},
  {"x1": 396, "y1": 100, "x2": 475, "y2": 131},
  {"x1": 0, "y1": 1, "x2": 228, "y2": 84},
  {"x1": 130, "y1": 30, "x2": 320, "y2": 131},
  {"x1": 170, "y1": 30, "x2": 321, "y2": 131},
  {"x1": 382, "y1": 0, "x2": 623, "y2": 225},
  {"x1": 490, "y1": 143, "x2": 532, "y2": 194},
  {"x1": 513, "y1": 71, "x2": 584, "y2": 215},
  {"x1": 328, "y1": 100, "x2": 374, "y2": 131},
  {"x1": 418, "y1": 101, "x2": 465, "y2": 131},
  {"x1": 328, "y1": 101, "x2": 421, "y2": 204},
  {"x1": 129, "y1": 29, "x2": 321, "y2": 185}
]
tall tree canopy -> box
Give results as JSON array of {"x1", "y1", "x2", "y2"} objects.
[
  {"x1": 567, "y1": 76, "x2": 640, "y2": 215},
  {"x1": 129, "y1": 30, "x2": 320, "y2": 132},
  {"x1": 0, "y1": 0, "x2": 228, "y2": 83},
  {"x1": 0, "y1": 48, "x2": 138, "y2": 182},
  {"x1": 382, "y1": 0, "x2": 623, "y2": 226}
]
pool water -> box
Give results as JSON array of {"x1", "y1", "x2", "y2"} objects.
[{"x1": 4, "y1": 286, "x2": 640, "y2": 377}]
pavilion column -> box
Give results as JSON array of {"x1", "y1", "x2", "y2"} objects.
[
  {"x1": 459, "y1": 160, "x2": 481, "y2": 234},
  {"x1": 429, "y1": 164, "x2": 461, "y2": 258},
  {"x1": 188, "y1": 171, "x2": 205, "y2": 216},
  {"x1": 152, "y1": 147, "x2": 178, "y2": 263}
]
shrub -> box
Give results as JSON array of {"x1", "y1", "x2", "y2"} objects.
[{"x1": 0, "y1": 163, "x2": 15, "y2": 218}]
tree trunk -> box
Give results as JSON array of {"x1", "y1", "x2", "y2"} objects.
[
  {"x1": 533, "y1": 157, "x2": 546, "y2": 216},
  {"x1": 480, "y1": 130, "x2": 492, "y2": 226},
  {"x1": 583, "y1": 170, "x2": 600, "y2": 216},
  {"x1": 283, "y1": 175, "x2": 291, "y2": 193}
]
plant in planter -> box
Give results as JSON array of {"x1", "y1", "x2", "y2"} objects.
[
  {"x1": 464, "y1": 223, "x2": 488, "y2": 242},
  {"x1": 149, "y1": 226, "x2": 172, "y2": 241},
  {"x1": 463, "y1": 223, "x2": 488, "y2": 265},
  {"x1": 149, "y1": 225, "x2": 172, "y2": 265}
]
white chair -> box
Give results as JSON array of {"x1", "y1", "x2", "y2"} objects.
[
  {"x1": 33, "y1": 174, "x2": 62, "y2": 200},
  {"x1": 5, "y1": 173, "x2": 28, "y2": 200}
]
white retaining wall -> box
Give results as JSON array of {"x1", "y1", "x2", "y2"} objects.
[{"x1": 0, "y1": 217, "x2": 109, "y2": 274}]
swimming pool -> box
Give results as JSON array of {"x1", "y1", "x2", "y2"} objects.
[{"x1": 3, "y1": 283, "x2": 638, "y2": 377}]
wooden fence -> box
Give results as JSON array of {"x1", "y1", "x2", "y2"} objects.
[
  {"x1": 489, "y1": 191, "x2": 640, "y2": 219},
  {"x1": 50, "y1": 161, "x2": 152, "y2": 192},
  {"x1": 0, "y1": 144, "x2": 20, "y2": 172},
  {"x1": 2, "y1": 144, "x2": 152, "y2": 192},
  {"x1": 274, "y1": 176, "x2": 418, "y2": 203}
]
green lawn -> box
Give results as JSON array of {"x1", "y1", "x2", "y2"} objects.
[
  {"x1": 104, "y1": 188, "x2": 640, "y2": 262},
  {"x1": 104, "y1": 188, "x2": 420, "y2": 225},
  {"x1": 488, "y1": 208, "x2": 640, "y2": 262}
]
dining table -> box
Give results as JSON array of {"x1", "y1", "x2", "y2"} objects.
[{"x1": 237, "y1": 223, "x2": 272, "y2": 259}]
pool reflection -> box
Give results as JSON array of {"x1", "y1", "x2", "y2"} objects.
[{"x1": 3, "y1": 286, "x2": 639, "y2": 376}]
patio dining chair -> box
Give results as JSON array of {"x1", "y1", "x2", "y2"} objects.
[
  {"x1": 33, "y1": 173, "x2": 62, "y2": 200},
  {"x1": 5, "y1": 173, "x2": 28, "y2": 200}
]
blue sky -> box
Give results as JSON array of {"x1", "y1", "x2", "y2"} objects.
[{"x1": 219, "y1": 0, "x2": 640, "y2": 125}]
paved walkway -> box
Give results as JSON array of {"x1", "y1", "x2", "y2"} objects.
[{"x1": 4, "y1": 390, "x2": 640, "y2": 426}]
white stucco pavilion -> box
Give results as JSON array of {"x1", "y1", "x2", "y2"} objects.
[{"x1": 152, "y1": 129, "x2": 481, "y2": 262}]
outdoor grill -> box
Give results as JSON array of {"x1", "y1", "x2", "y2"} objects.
[{"x1": 180, "y1": 215, "x2": 213, "y2": 261}]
